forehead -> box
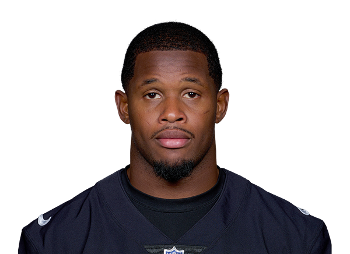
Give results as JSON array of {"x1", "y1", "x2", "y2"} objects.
[{"x1": 131, "y1": 50, "x2": 212, "y2": 86}]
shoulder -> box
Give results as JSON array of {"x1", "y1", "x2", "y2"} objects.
[
  {"x1": 19, "y1": 170, "x2": 123, "y2": 254},
  {"x1": 223, "y1": 168, "x2": 321, "y2": 224},
  {"x1": 222, "y1": 169, "x2": 331, "y2": 253},
  {"x1": 248, "y1": 175, "x2": 324, "y2": 229}
]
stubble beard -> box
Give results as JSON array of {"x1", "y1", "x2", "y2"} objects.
[{"x1": 132, "y1": 134, "x2": 214, "y2": 183}]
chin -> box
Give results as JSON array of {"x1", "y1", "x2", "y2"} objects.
[{"x1": 152, "y1": 159, "x2": 195, "y2": 183}]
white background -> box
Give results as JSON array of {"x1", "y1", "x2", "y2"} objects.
[{"x1": 0, "y1": 0, "x2": 350, "y2": 253}]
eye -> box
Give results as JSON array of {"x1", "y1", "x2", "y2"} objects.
[
  {"x1": 145, "y1": 92, "x2": 161, "y2": 99},
  {"x1": 183, "y1": 92, "x2": 199, "y2": 99},
  {"x1": 145, "y1": 92, "x2": 199, "y2": 99}
]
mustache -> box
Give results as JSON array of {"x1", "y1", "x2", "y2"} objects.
[{"x1": 150, "y1": 126, "x2": 195, "y2": 139}]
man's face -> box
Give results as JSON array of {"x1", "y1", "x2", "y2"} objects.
[{"x1": 119, "y1": 50, "x2": 226, "y2": 179}]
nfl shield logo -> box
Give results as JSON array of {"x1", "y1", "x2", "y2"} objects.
[{"x1": 164, "y1": 246, "x2": 184, "y2": 254}]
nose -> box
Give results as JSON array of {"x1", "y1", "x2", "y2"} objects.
[{"x1": 159, "y1": 97, "x2": 186, "y2": 124}]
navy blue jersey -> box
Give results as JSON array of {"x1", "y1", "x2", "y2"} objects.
[{"x1": 19, "y1": 168, "x2": 331, "y2": 253}]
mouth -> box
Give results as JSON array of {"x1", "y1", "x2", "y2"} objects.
[
  {"x1": 154, "y1": 129, "x2": 192, "y2": 149},
  {"x1": 156, "y1": 138, "x2": 190, "y2": 149}
]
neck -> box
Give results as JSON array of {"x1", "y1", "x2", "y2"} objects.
[{"x1": 128, "y1": 143, "x2": 218, "y2": 199}]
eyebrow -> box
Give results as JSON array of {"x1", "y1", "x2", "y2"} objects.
[
  {"x1": 181, "y1": 77, "x2": 204, "y2": 86},
  {"x1": 140, "y1": 78, "x2": 159, "y2": 86},
  {"x1": 139, "y1": 77, "x2": 204, "y2": 87}
]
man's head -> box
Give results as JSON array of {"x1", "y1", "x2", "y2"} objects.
[
  {"x1": 116, "y1": 22, "x2": 228, "y2": 183},
  {"x1": 121, "y1": 22, "x2": 222, "y2": 93}
]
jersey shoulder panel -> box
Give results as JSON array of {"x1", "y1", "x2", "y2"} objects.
[
  {"x1": 23, "y1": 174, "x2": 123, "y2": 253},
  {"x1": 214, "y1": 169, "x2": 331, "y2": 253}
]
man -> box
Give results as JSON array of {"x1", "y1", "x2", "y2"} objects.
[{"x1": 19, "y1": 22, "x2": 331, "y2": 253}]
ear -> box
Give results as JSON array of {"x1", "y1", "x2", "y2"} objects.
[
  {"x1": 115, "y1": 90, "x2": 130, "y2": 124},
  {"x1": 215, "y1": 89, "x2": 229, "y2": 123}
]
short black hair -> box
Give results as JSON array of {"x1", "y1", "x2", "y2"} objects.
[{"x1": 121, "y1": 22, "x2": 222, "y2": 92}]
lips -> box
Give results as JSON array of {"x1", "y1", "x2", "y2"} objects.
[
  {"x1": 154, "y1": 129, "x2": 192, "y2": 149},
  {"x1": 156, "y1": 130, "x2": 190, "y2": 139}
]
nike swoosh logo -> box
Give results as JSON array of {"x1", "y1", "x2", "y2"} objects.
[
  {"x1": 38, "y1": 214, "x2": 51, "y2": 226},
  {"x1": 298, "y1": 207, "x2": 310, "y2": 215}
]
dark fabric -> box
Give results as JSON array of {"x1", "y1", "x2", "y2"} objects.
[
  {"x1": 120, "y1": 166, "x2": 225, "y2": 241},
  {"x1": 19, "y1": 167, "x2": 331, "y2": 253}
]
